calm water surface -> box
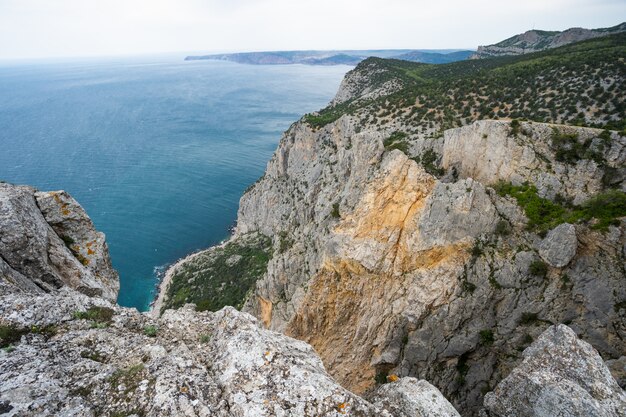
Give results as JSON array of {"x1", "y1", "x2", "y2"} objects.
[{"x1": 0, "y1": 55, "x2": 348, "y2": 310}]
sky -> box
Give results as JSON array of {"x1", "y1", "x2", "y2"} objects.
[{"x1": 0, "y1": 0, "x2": 624, "y2": 60}]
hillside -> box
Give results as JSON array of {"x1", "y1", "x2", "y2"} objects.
[
  {"x1": 161, "y1": 32, "x2": 626, "y2": 416},
  {"x1": 472, "y1": 21, "x2": 626, "y2": 58},
  {"x1": 308, "y1": 32, "x2": 626, "y2": 132}
]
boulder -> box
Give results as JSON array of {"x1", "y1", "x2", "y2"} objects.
[
  {"x1": 370, "y1": 377, "x2": 461, "y2": 417},
  {"x1": 538, "y1": 223, "x2": 578, "y2": 268},
  {"x1": 483, "y1": 324, "x2": 626, "y2": 417}
]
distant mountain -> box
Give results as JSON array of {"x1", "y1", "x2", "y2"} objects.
[
  {"x1": 184, "y1": 49, "x2": 473, "y2": 66},
  {"x1": 472, "y1": 22, "x2": 626, "y2": 58},
  {"x1": 394, "y1": 50, "x2": 474, "y2": 64}
]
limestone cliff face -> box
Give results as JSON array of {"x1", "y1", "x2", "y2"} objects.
[
  {"x1": 233, "y1": 115, "x2": 626, "y2": 415},
  {"x1": 0, "y1": 184, "x2": 463, "y2": 417},
  {"x1": 0, "y1": 183, "x2": 119, "y2": 300},
  {"x1": 441, "y1": 120, "x2": 626, "y2": 204}
]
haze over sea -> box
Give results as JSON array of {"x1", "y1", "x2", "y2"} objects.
[{"x1": 0, "y1": 55, "x2": 348, "y2": 310}]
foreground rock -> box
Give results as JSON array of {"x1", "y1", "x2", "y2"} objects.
[
  {"x1": 0, "y1": 183, "x2": 118, "y2": 300},
  {"x1": 0, "y1": 292, "x2": 395, "y2": 416},
  {"x1": 483, "y1": 324, "x2": 626, "y2": 417},
  {"x1": 371, "y1": 377, "x2": 461, "y2": 417}
]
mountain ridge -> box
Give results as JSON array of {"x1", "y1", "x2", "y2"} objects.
[{"x1": 472, "y1": 21, "x2": 626, "y2": 58}]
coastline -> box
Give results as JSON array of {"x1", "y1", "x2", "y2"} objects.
[{"x1": 149, "y1": 238, "x2": 232, "y2": 316}]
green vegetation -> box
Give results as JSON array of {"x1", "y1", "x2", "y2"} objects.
[
  {"x1": 582, "y1": 190, "x2": 626, "y2": 230},
  {"x1": 109, "y1": 364, "x2": 145, "y2": 394},
  {"x1": 462, "y1": 280, "x2": 477, "y2": 294},
  {"x1": 479, "y1": 329, "x2": 495, "y2": 346},
  {"x1": 164, "y1": 233, "x2": 272, "y2": 313},
  {"x1": 0, "y1": 325, "x2": 29, "y2": 348},
  {"x1": 519, "y1": 312, "x2": 540, "y2": 325},
  {"x1": 383, "y1": 131, "x2": 410, "y2": 153},
  {"x1": 143, "y1": 325, "x2": 158, "y2": 337},
  {"x1": 550, "y1": 129, "x2": 603, "y2": 164},
  {"x1": 72, "y1": 306, "x2": 115, "y2": 328},
  {"x1": 330, "y1": 202, "x2": 341, "y2": 218},
  {"x1": 200, "y1": 333, "x2": 211, "y2": 344},
  {"x1": 510, "y1": 119, "x2": 521, "y2": 136},
  {"x1": 0, "y1": 324, "x2": 57, "y2": 348},
  {"x1": 470, "y1": 241, "x2": 483, "y2": 258},
  {"x1": 495, "y1": 220, "x2": 510, "y2": 236},
  {"x1": 456, "y1": 352, "x2": 471, "y2": 385},
  {"x1": 495, "y1": 181, "x2": 626, "y2": 233},
  {"x1": 304, "y1": 33, "x2": 626, "y2": 134},
  {"x1": 374, "y1": 370, "x2": 389, "y2": 384},
  {"x1": 60, "y1": 235, "x2": 75, "y2": 247},
  {"x1": 414, "y1": 149, "x2": 445, "y2": 176},
  {"x1": 529, "y1": 260, "x2": 549, "y2": 278}
]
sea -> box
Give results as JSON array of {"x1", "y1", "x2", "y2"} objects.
[{"x1": 0, "y1": 54, "x2": 349, "y2": 310}]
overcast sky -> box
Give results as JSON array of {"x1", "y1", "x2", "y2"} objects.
[{"x1": 0, "y1": 0, "x2": 624, "y2": 60}]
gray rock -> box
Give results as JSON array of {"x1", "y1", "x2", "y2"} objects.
[
  {"x1": 35, "y1": 190, "x2": 119, "y2": 299},
  {"x1": 0, "y1": 183, "x2": 118, "y2": 301},
  {"x1": 164, "y1": 117, "x2": 626, "y2": 416},
  {"x1": 0, "y1": 291, "x2": 393, "y2": 417},
  {"x1": 370, "y1": 377, "x2": 461, "y2": 417},
  {"x1": 483, "y1": 324, "x2": 626, "y2": 417},
  {"x1": 538, "y1": 223, "x2": 578, "y2": 268}
]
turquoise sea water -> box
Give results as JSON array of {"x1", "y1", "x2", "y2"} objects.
[{"x1": 0, "y1": 55, "x2": 348, "y2": 310}]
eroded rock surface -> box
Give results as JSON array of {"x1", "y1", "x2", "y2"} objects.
[
  {"x1": 214, "y1": 117, "x2": 625, "y2": 416},
  {"x1": 0, "y1": 183, "x2": 118, "y2": 300},
  {"x1": 537, "y1": 223, "x2": 578, "y2": 267},
  {"x1": 0, "y1": 292, "x2": 394, "y2": 417},
  {"x1": 483, "y1": 324, "x2": 626, "y2": 417},
  {"x1": 1, "y1": 184, "x2": 462, "y2": 417},
  {"x1": 371, "y1": 377, "x2": 461, "y2": 417}
]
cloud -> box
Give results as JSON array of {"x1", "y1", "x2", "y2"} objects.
[{"x1": 0, "y1": 0, "x2": 623, "y2": 59}]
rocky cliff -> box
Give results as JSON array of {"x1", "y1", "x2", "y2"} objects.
[
  {"x1": 161, "y1": 33, "x2": 626, "y2": 416},
  {"x1": 472, "y1": 22, "x2": 626, "y2": 58},
  {"x1": 0, "y1": 183, "x2": 118, "y2": 300},
  {"x1": 3, "y1": 34, "x2": 626, "y2": 417},
  {"x1": 234, "y1": 116, "x2": 626, "y2": 415},
  {"x1": 1, "y1": 182, "x2": 469, "y2": 416},
  {"x1": 1, "y1": 186, "x2": 622, "y2": 417}
]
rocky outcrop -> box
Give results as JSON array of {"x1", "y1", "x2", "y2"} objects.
[
  {"x1": 482, "y1": 324, "x2": 626, "y2": 417},
  {"x1": 441, "y1": 120, "x2": 626, "y2": 203},
  {"x1": 537, "y1": 223, "x2": 578, "y2": 268},
  {"x1": 0, "y1": 291, "x2": 397, "y2": 416},
  {"x1": 472, "y1": 22, "x2": 626, "y2": 58},
  {"x1": 217, "y1": 116, "x2": 626, "y2": 416},
  {"x1": 331, "y1": 59, "x2": 405, "y2": 105},
  {"x1": 162, "y1": 38, "x2": 626, "y2": 416},
  {"x1": 371, "y1": 377, "x2": 461, "y2": 417},
  {"x1": 0, "y1": 184, "x2": 462, "y2": 417},
  {"x1": 0, "y1": 183, "x2": 118, "y2": 300}
]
